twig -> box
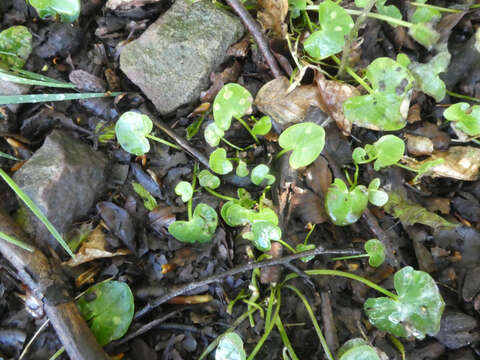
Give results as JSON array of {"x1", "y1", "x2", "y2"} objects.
[
  {"x1": 19, "y1": 319, "x2": 50, "y2": 360},
  {"x1": 0, "y1": 208, "x2": 110, "y2": 360},
  {"x1": 224, "y1": 0, "x2": 283, "y2": 78},
  {"x1": 338, "y1": 0, "x2": 376, "y2": 78},
  {"x1": 134, "y1": 246, "x2": 360, "y2": 320}
]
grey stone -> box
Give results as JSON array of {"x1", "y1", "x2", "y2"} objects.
[
  {"x1": 120, "y1": 0, "x2": 244, "y2": 115},
  {"x1": 13, "y1": 130, "x2": 108, "y2": 252}
]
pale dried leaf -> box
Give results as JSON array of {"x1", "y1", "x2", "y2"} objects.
[
  {"x1": 257, "y1": 0, "x2": 288, "y2": 37},
  {"x1": 106, "y1": 0, "x2": 160, "y2": 10},
  {"x1": 305, "y1": 156, "x2": 332, "y2": 198},
  {"x1": 255, "y1": 76, "x2": 324, "y2": 126},
  {"x1": 405, "y1": 134, "x2": 434, "y2": 156},
  {"x1": 407, "y1": 103, "x2": 422, "y2": 123}
]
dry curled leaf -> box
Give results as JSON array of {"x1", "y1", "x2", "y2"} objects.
[
  {"x1": 257, "y1": 0, "x2": 288, "y2": 38},
  {"x1": 255, "y1": 76, "x2": 324, "y2": 126},
  {"x1": 200, "y1": 61, "x2": 241, "y2": 103},
  {"x1": 315, "y1": 72, "x2": 360, "y2": 136},
  {"x1": 106, "y1": 0, "x2": 160, "y2": 10},
  {"x1": 405, "y1": 134, "x2": 434, "y2": 156}
]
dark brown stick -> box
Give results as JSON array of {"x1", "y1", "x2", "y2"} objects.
[
  {"x1": 0, "y1": 208, "x2": 110, "y2": 360},
  {"x1": 224, "y1": 0, "x2": 283, "y2": 78},
  {"x1": 134, "y1": 246, "x2": 360, "y2": 320}
]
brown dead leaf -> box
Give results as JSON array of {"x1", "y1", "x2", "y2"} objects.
[
  {"x1": 409, "y1": 122, "x2": 450, "y2": 150},
  {"x1": 305, "y1": 156, "x2": 332, "y2": 198},
  {"x1": 75, "y1": 265, "x2": 102, "y2": 288},
  {"x1": 405, "y1": 134, "x2": 434, "y2": 156},
  {"x1": 255, "y1": 76, "x2": 324, "y2": 126},
  {"x1": 291, "y1": 186, "x2": 328, "y2": 224},
  {"x1": 407, "y1": 103, "x2": 422, "y2": 123},
  {"x1": 260, "y1": 242, "x2": 282, "y2": 284},
  {"x1": 106, "y1": 0, "x2": 160, "y2": 10},
  {"x1": 227, "y1": 37, "x2": 250, "y2": 58},
  {"x1": 257, "y1": 0, "x2": 288, "y2": 38},
  {"x1": 200, "y1": 61, "x2": 242, "y2": 103},
  {"x1": 315, "y1": 73, "x2": 360, "y2": 136},
  {"x1": 64, "y1": 225, "x2": 130, "y2": 267},
  {"x1": 425, "y1": 197, "x2": 451, "y2": 215}
]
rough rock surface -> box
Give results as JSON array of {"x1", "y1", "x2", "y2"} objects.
[
  {"x1": 13, "y1": 130, "x2": 108, "y2": 252},
  {"x1": 120, "y1": 0, "x2": 244, "y2": 115},
  {"x1": 0, "y1": 82, "x2": 29, "y2": 113}
]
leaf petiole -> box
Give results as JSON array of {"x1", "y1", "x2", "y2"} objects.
[
  {"x1": 332, "y1": 254, "x2": 369, "y2": 261},
  {"x1": 145, "y1": 134, "x2": 181, "y2": 150},
  {"x1": 203, "y1": 187, "x2": 236, "y2": 201}
]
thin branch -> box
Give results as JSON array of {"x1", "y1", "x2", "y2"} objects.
[
  {"x1": 224, "y1": 0, "x2": 283, "y2": 78},
  {"x1": 134, "y1": 246, "x2": 361, "y2": 320}
]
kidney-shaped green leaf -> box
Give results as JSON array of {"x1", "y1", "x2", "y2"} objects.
[
  {"x1": 372, "y1": 135, "x2": 405, "y2": 170},
  {"x1": 175, "y1": 181, "x2": 193, "y2": 203},
  {"x1": 444, "y1": 102, "x2": 480, "y2": 137},
  {"x1": 215, "y1": 332, "x2": 246, "y2": 360},
  {"x1": 343, "y1": 57, "x2": 413, "y2": 131},
  {"x1": 365, "y1": 239, "x2": 385, "y2": 267},
  {"x1": 199, "y1": 169, "x2": 221, "y2": 189},
  {"x1": 251, "y1": 164, "x2": 275, "y2": 186},
  {"x1": 279, "y1": 122, "x2": 325, "y2": 169},
  {"x1": 244, "y1": 220, "x2": 281, "y2": 252},
  {"x1": 325, "y1": 179, "x2": 368, "y2": 226},
  {"x1": 168, "y1": 203, "x2": 218, "y2": 243},
  {"x1": 213, "y1": 83, "x2": 253, "y2": 131},
  {"x1": 0, "y1": 26, "x2": 32, "y2": 68},
  {"x1": 28, "y1": 0, "x2": 81, "y2": 23},
  {"x1": 209, "y1": 148, "x2": 233, "y2": 175},
  {"x1": 304, "y1": 0, "x2": 354, "y2": 59},
  {"x1": 115, "y1": 111, "x2": 153, "y2": 156},
  {"x1": 364, "y1": 266, "x2": 445, "y2": 339},
  {"x1": 338, "y1": 338, "x2": 380, "y2": 360},
  {"x1": 76, "y1": 281, "x2": 134, "y2": 346}
]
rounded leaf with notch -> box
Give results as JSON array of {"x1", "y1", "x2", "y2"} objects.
[
  {"x1": 343, "y1": 57, "x2": 414, "y2": 131},
  {"x1": 252, "y1": 116, "x2": 272, "y2": 136},
  {"x1": 304, "y1": 0, "x2": 354, "y2": 59},
  {"x1": 175, "y1": 181, "x2": 193, "y2": 203},
  {"x1": 213, "y1": 83, "x2": 253, "y2": 131},
  {"x1": 115, "y1": 112, "x2": 153, "y2": 156},
  {"x1": 243, "y1": 221, "x2": 281, "y2": 252},
  {"x1": 408, "y1": 23, "x2": 440, "y2": 49},
  {"x1": 209, "y1": 148, "x2": 233, "y2": 175},
  {"x1": 337, "y1": 338, "x2": 380, "y2": 360},
  {"x1": 76, "y1": 281, "x2": 134, "y2": 346},
  {"x1": 364, "y1": 266, "x2": 445, "y2": 339},
  {"x1": 215, "y1": 332, "x2": 246, "y2": 360},
  {"x1": 279, "y1": 122, "x2": 326, "y2": 169},
  {"x1": 364, "y1": 239, "x2": 385, "y2": 267},
  {"x1": 0, "y1": 26, "x2": 32, "y2": 68},
  {"x1": 236, "y1": 160, "x2": 249, "y2": 177},
  {"x1": 251, "y1": 164, "x2": 275, "y2": 186},
  {"x1": 223, "y1": 202, "x2": 252, "y2": 227},
  {"x1": 444, "y1": 102, "x2": 480, "y2": 137},
  {"x1": 198, "y1": 170, "x2": 221, "y2": 189},
  {"x1": 372, "y1": 135, "x2": 405, "y2": 170},
  {"x1": 168, "y1": 203, "x2": 218, "y2": 244},
  {"x1": 204, "y1": 122, "x2": 225, "y2": 147},
  {"x1": 367, "y1": 178, "x2": 389, "y2": 207},
  {"x1": 325, "y1": 179, "x2": 368, "y2": 226},
  {"x1": 27, "y1": 0, "x2": 81, "y2": 23}
]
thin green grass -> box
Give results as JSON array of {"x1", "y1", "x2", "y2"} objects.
[
  {"x1": 0, "y1": 68, "x2": 76, "y2": 88},
  {"x1": 0, "y1": 92, "x2": 122, "y2": 106},
  {"x1": 0, "y1": 230, "x2": 34, "y2": 252}
]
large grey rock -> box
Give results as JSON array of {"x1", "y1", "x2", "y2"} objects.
[
  {"x1": 120, "y1": 0, "x2": 244, "y2": 115},
  {"x1": 13, "y1": 130, "x2": 108, "y2": 252}
]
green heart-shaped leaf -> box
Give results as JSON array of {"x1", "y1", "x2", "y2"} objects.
[
  {"x1": 223, "y1": 202, "x2": 252, "y2": 227},
  {"x1": 244, "y1": 221, "x2": 281, "y2": 252},
  {"x1": 409, "y1": 49, "x2": 450, "y2": 102},
  {"x1": 364, "y1": 266, "x2": 445, "y2": 339},
  {"x1": 0, "y1": 26, "x2": 32, "y2": 68},
  {"x1": 289, "y1": 0, "x2": 307, "y2": 18},
  {"x1": 213, "y1": 83, "x2": 253, "y2": 131},
  {"x1": 325, "y1": 179, "x2": 368, "y2": 226},
  {"x1": 175, "y1": 181, "x2": 193, "y2": 202},
  {"x1": 198, "y1": 170, "x2": 221, "y2": 189},
  {"x1": 304, "y1": 0, "x2": 354, "y2": 59},
  {"x1": 410, "y1": 0, "x2": 441, "y2": 24},
  {"x1": 76, "y1": 281, "x2": 134, "y2": 346},
  {"x1": 28, "y1": 0, "x2": 81, "y2": 23},
  {"x1": 215, "y1": 332, "x2": 246, "y2": 360},
  {"x1": 168, "y1": 203, "x2": 218, "y2": 243},
  {"x1": 408, "y1": 22, "x2": 440, "y2": 49},
  {"x1": 372, "y1": 135, "x2": 405, "y2": 170},
  {"x1": 296, "y1": 243, "x2": 316, "y2": 263},
  {"x1": 444, "y1": 102, "x2": 480, "y2": 137},
  {"x1": 204, "y1": 122, "x2": 224, "y2": 147},
  {"x1": 367, "y1": 178, "x2": 389, "y2": 207},
  {"x1": 209, "y1": 148, "x2": 233, "y2": 175},
  {"x1": 247, "y1": 207, "x2": 279, "y2": 225},
  {"x1": 344, "y1": 57, "x2": 414, "y2": 131},
  {"x1": 279, "y1": 122, "x2": 326, "y2": 169},
  {"x1": 252, "y1": 116, "x2": 272, "y2": 136},
  {"x1": 338, "y1": 338, "x2": 380, "y2": 360},
  {"x1": 115, "y1": 112, "x2": 153, "y2": 156},
  {"x1": 364, "y1": 239, "x2": 385, "y2": 267},
  {"x1": 236, "y1": 160, "x2": 249, "y2": 177},
  {"x1": 250, "y1": 164, "x2": 275, "y2": 186}
]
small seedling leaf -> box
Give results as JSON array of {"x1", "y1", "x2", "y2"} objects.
[
  {"x1": 325, "y1": 179, "x2": 368, "y2": 226},
  {"x1": 0, "y1": 26, "x2": 32, "y2": 68},
  {"x1": 132, "y1": 182, "x2": 157, "y2": 211},
  {"x1": 408, "y1": 22, "x2": 440, "y2": 49},
  {"x1": 175, "y1": 181, "x2": 193, "y2": 203},
  {"x1": 304, "y1": 0, "x2": 354, "y2": 59},
  {"x1": 95, "y1": 121, "x2": 116, "y2": 144},
  {"x1": 213, "y1": 83, "x2": 253, "y2": 131},
  {"x1": 364, "y1": 266, "x2": 445, "y2": 339},
  {"x1": 76, "y1": 281, "x2": 134, "y2": 346},
  {"x1": 296, "y1": 243, "x2": 316, "y2": 263},
  {"x1": 168, "y1": 203, "x2": 218, "y2": 243},
  {"x1": 209, "y1": 148, "x2": 233, "y2": 175},
  {"x1": 444, "y1": 102, "x2": 480, "y2": 137},
  {"x1": 371, "y1": 135, "x2": 405, "y2": 170},
  {"x1": 252, "y1": 116, "x2": 272, "y2": 136},
  {"x1": 236, "y1": 160, "x2": 249, "y2": 177},
  {"x1": 343, "y1": 57, "x2": 413, "y2": 131},
  {"x1": 115, "y1": 112, "x2": 152, "y2": 156},
  {"x1": 279, "y1": 122, "x2": 325, "y2": 169},
  {"x1": 204, "y1": 122, "x2": 224, "y2": 147},
  {"x1": 288, "y1": 0, "x2": 307, "y2": 18},
  {"x1": 247, "y1": 207, "x2": 279, "y2": 226},
  {"x1": 368, "y1": 189, "x2": 389, "y2": 207},
  {"x1": 338, "y1": 338, "x2": 381, "y2": 360},
  {"x1": 198, "y1": 170, "x2": 221, "y2": 189},
  {"x1": 223, "y1": 202, "x2": 252, "y2": 227},
  {"x1": 364, "y1": 239, "x2": 385, "y2": 267},
  {"x1": 410, "y1": 0, "x2": 441, "y2": 24},
  {"x1": 251, "y1": 164, "x2": 275, "y2": 186},
  {"x1": 27, "y1": 0, "x2": 81, "y2": 23},
  {"x1": 215, "y1": 332, "x2": 246, "y2": 360},
  {"x1": 244, "y1": 221, "x2": 281, "y2": 252}
]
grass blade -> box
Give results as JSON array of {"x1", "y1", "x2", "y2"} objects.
[
  {"x1": 0, "y1": 92, "x2": 123, "y2": 106},
  {"x1": 0, "y1": 168, "x2": 75, "y2": 258},
  {"x1": 0, "y1": 230, "x2": 34, "y2": 252},
  {"x1": 0, "y1": 69, "x2": 76, "y2": 88},
  {"x1": 0, "y1": 151, "x2": 20, "y2": 161}
]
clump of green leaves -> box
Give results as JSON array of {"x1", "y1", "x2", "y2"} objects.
[
  {"x1": 338, "y1": 338, "x2": 381, "y2": 360},
  {"x1": 0, "y1": 26, "x2": 32, "y2": 68},
  {"x1": 325, "y1": 178, "x2": 388, "y2": 226},
  {"x1": 169, "y1": 203, "x2": 218, "y2": 244},
  {"x1": 27, "y1": 0, "x2": 81, "y2": 23},
  {"x1": 443, "y1": 102, "x2": 480, "y2": 137},
  {"x1": 250, "y1": 164, "x2": 275, "y2": 186},
  {"x1": 353, "y1": 135, "x2": 405, "y2": 170},
  {"x1": 364, "y1": 266, "x2": 445, "y2": 339},
  {"x1": 333, "y1": 239, "x2": 385, "y2": 267}
]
